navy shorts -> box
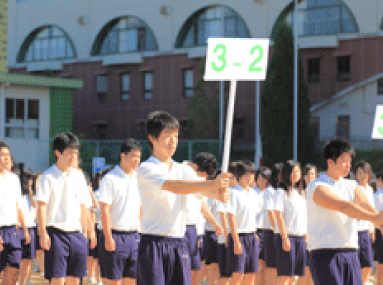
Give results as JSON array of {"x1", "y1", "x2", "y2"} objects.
[
  {"x1": 217, "y1": 243, "x2": 232, "y2": 278},
  {"x1": 263, "y1": 230, "x2": 276, "y2": 268},
  {"x1": 204, "y1": 231, "x2": 218, "y2": 265},
  {"x1": 309, "y1": 249, "x2": 362, "y2": 285},
  {"x1": 99, "y1": 230, "x2": 139, "y2": 280},
  {"x1": 35, "y1": 227, "x2": 42, "y2": 251},
  {"x1": 358, "y1": 230, "x2": 373, "y2": 268},
  {"x1": 137, "y1": 234, "x2": 191, "y2": 285},
  {"x1": 20, "y1": 228, "x2": 36, "y2": 260},
  {"x1": 88, "y1": 225, "x2": 98, "y2": 258},
  {"x1": 229, "y1": 233, "x2": 259, "y2": 274},
  {"x1": 0, "y1": 226, "x2": 22, "y2": 272},
  {"x1": 97, "y1": 229, "x2": 104, "y2": 272},
  {"x1": 199, "y1": 234, "x2": 205, "y2": 262},
  {"x1": 44, "y1": 227, "x2": 88, "y2": 279},
  {"x1": 274, "y1": 234, "x2": 306, "y2": 277},
  {"x1": 256, "y1": 229, "x2": 265, "y2": 261},
  {"x1": 185, "y1": 225, "x2": 201, "y2": 270},
  {"x1": 374, "y1": 228, "x2": 383, "y2": 264}
]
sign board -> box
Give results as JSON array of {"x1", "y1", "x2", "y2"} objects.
[
  {"x1": 92, "y1": 157, "x2": 105, "y2": 174},
  {"x1": 372, "y1": 105, "x2": 383, "y2": 139},
  {"x1": 204, "y1": 38, "x2": 270, "y2": 81}
]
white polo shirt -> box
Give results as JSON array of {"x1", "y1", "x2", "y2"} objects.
[
  {"x1": 94, "y1": 190, "x2": 101, "y2": 228},
  {"x1": 137, "y1": 156, "x2": 200, "y2": 238},
  {"x1": 0, "y1": 171, "x2": 22, "y2": 227},
  {"x1": 306, "y1": 173, "x2": 358, "y2": 251},
  {"x1": 225, "y1": 185, "x2": 260, "y2": 234},
  {"x1": 205, "y1": 198, "x2": 221, "y2": 232},
  {"x1": 263, "y1": 185, "x2": 276, "y2": 230},
  {"x1": 98, "y1": 166, "x2": 141, "y2": 232},
  {"x1": 254, "y1": 187, "x2": 265, "y2": 229},
  {"x1": 216, "y1": 200, "x2": 228, "y2": 244},
  {"x1": 196, "y1": 211, "x2": 206, "y2": 236},
  {"x1": 274, "y1": 188, "x2": 307, "y2": 236},
  {"x1": 35, "y1": 165, "x2": 89, "y2": 232},
  {"x1": 357, "y1": 184, "x2": 374, "y2": 232},
  {"x1": 19, "y1": 195, "x2": 36, "y2": 228}
]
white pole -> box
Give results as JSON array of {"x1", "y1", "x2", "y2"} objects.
[
  {"x1": 255, "y1": 1, "x2": 262, "y2": 168},
  {"x1": 293, "y1": 0, "x2": 298, "y2": 161},
  {"x1": 220, "y1": 81, "x2": 224, "y2": 153},
  {"x1": 221, "y1": 80, "x2": 237, "y2": 173}
]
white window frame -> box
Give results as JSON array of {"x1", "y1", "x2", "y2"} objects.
[{"x1": 4, "y1": 98, "x2": 40, "y2": 140}]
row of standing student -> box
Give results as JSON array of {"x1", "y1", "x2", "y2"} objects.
[{"x1": 2, "y1": 110, "x2": 383, "y2": 285}]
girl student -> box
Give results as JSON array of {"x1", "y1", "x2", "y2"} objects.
[
  {"x1": 18, "y1": 168, "x2": 38, "y2": 285},
  {"x1": 263, "y1": 162, "x2": 283, "y2": 285},
  {"x1": 274, "y1": 160, "x2": 308, "y2": 285},
  {"x1": 374, "y1": 170, "x2": 383, "y2": 285},
  {"x1": 226, "y1": 160, "x2": 260, "y2": 285},
  {"x1": 354, "y1": 160, "x2": 376, "y2": 285},
  {"x1": 296, "y1": 163, "x2": 317, "y2": 285}
]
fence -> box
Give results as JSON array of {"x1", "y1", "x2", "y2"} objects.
[{"x1": 80, "y1": 139, "x2": 221, "y2": 174}]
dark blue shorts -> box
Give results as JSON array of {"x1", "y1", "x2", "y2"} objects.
[
  {"x1": 44, "y1": 227, "x2": 88, "y2": 279},
  {"x1": 274, "y1": 234, "x2": 306, "y2": 277},
  {"x1": 358, "y1": 230, "x2": 373, "y2": 268},
  {"x1": 263, "y1": 230, "x2": 276, "y2": 268},
  {"x1": 35, "y1": 227, "x2": 42, "y2": 251},
  {"x1": 137, "y1": 234, "x2": 191, "y2": 285},
  {"x1": 374, "y1": 228, "x2": 383, "y2": 264},
  {"x1": 88, "y1": 226, "x2": 98, "y2": 259},
  {"x1": 0, "y1": 226, "x2": 22, "y2": 272},
  {"x1": 217, "y1": 243, "x2": 232, "y2": 278},
  {"x1": 185, "y1": 225, "x2": 201, "y2": 270},
  {"x1": 309, "y1": 249, "x2": 362, "y2": 285},
  {"x1": 204, "y1": 231, "x2": 218, "y2": 265},
  {"x1": 20, "y1": 228, "x2": 36, "y2": 260},
  {"x1": 229, "y1": 233, "x2": 259, "y2": 274},
  {"x1": 256, "y1": 229, "x2": 265, "y2": 261},
  {"x1": 99, "y1": 230, "x2": 139, "y2": 280}
]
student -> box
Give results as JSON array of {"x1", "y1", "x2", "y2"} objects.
[
  {"x1": 97, "y1": 139, "x2": 142, "y2": 285},
  {"x1": 185, "y1": 152, "x2": 223, "y2": 285},
  {"x1": 0, "y1": 141, "x2": 31, "y2": 285},
  {"x1": 18, "y1": 168, "x2": 38, "y2": 285},
  {"x1": 297, "y1": 164, "x2": 317, "y2": 285},
  {"x1": 307, "y1": 138, "x2": 383, "y2": 285},
  {"x1": 274, "y1": 161, "x2": 307, "y2": 285},
  {"x1": 354, "y1": 161, "x2": 375, "y2": 285},
  {"x1": 36, "y1": 132, "x2": 96, "y2": 285},
  {"x1": 263, "y1": 162, "x2": 282, "y2": 285},
  {"x1": 226, "y1": 160, "x2": 260, "y2": 285},
  {"x1": 254, "y1": 166, "x2": 272, "y2": 285},
  {"x1": 374, "y1": 171, "x2": 383, "y2": 285},
  {"x1": 136, "y1": 111, "x2": 230, "y2": 285}
]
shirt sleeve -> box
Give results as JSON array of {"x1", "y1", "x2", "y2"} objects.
[
  {"x1": 264, "y1": 188, "x2": 274, "y2": 211},
  {"x1": 225, "y1": 191, "x2": 236, "y2": 215},
  {"x1": 274, "y1": 189, "x2": 285, "y2": 213},
  {"x1": 14, "y1": 176, "x2": 23, "y2": 205},
  {"x1": 79, "y1": 172, "x2": 91, "y2": 207},
  {"x1": 137, "y1": 163, "x2": 167, "y2": 194},
  {"x1": 35, "y1": 174, "x2": 50, "y2": 204},
  {"x1": 216, "y1": 201, "x2": 227, "y2": 214},
  {"x1": 98, "y1": 176, "x2": 113, "y2": 205}
]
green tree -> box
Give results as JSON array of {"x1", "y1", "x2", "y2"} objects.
[
  {"x1": 188, "y1": 57, "x2": 220, "y2": 139},
  {"x1": 261, "y1": 21, "x2": 316, "y2": 167}
]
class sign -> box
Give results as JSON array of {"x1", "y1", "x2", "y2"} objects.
[{"x1": 204, "y1": 38, "x2": 270, "y2": 81}]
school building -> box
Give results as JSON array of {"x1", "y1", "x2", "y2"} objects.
[{"x1": 6, "y1": 0, "x2": 383, "y2": 148}]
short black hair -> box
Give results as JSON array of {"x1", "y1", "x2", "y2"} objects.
[
  {"x1": 53, "y1": 132, "x2": 80, "y2": 158},
  {"x1": 234, "y1": 160, "x2": 256, "y2": 181},
  {"x1": 145, "y1": 111, "x2": 180, "y2": 151},
  {"x1": 0, "y1": 140, "x2": 9, "y2": 151},
  {"x1": 20, "y1": 168, "x2": 36, "y2": 195},
  {"x1": 120, "y1": 139, "x2": 141, "y2": 155},
  {"x1": 192, "y1": 152, "x2": 218, "y2": 178},
  {"x1": 280, "y1": 160, "x2": 302, "y2": 195},
  {"x1": 270, "y1": 162, "x2": 283, "y2": 189},
  {"x1": 256, "y1": 166, "x2": 272, "y2": 182},
  {"x1": 228, "y1": 161, "x2": 238, "y2": 175},
  {"x1": 354, "y1": 160, "x2": 372, "y2": 181},
  {"x1": 323, "y1": 138, "x2": 355, "y2": 170}
]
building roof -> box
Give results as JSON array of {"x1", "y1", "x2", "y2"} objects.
[
  {"x1": 310, "y1": 72, "x2": 383, "y2": 114},
  {"x1": 0, "y1": 73, "x2": 83, "y2": 89}
]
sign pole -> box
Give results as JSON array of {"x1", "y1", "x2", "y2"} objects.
[{"x1": 221, "y1": 80, "x2": 237, "y2": 173}]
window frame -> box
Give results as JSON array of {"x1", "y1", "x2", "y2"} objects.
[
  {"x1": 183, "y1": 69, "x2": 194, "y2": 98},
  {"x1": 336, "y1": 115, "x2": 350, "y2": 141},
  {"x1": 378, "y1": 78, "x2": 383, "y2": 95},
  {"x1": 337, "y1": 56, "x2": 351, "y2": 82},
  {"x1": 121, "y1": 73, "x2": 130, "y2": 101},
  {"x1": 307, "y1": 58, "x2": 321, "y2": 83},
  {"x1": 143, "y1": 72, "x2": 153, "y2": 100},
  {"x1": 4, "y1": 98, "x2": 40, "y2": 139},
  {"x1": 96, "y1": 75, "x2": 108, "y2": 103}
]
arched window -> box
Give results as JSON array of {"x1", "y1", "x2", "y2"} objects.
[
  {"x1": 175, "y1": 5, "x2": 250, "y2": 48},
  {"x1": 91, "y1": 16, "x2": 158, "y2": 56},
  {"x1": 17, "y1": 26, "x2": 76, "y2": 63},
  {"x1": 271, "y1": 0, "x2": 358, "y2": 38}
]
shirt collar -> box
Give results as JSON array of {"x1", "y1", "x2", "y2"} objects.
[
  {"x1": 53, "y1": 164, "x2": 72, "y2": 177},
  {"x1": 115, "y1": 165, "x2": 135, "y2": 178},
  {"x1": 321, "y1": 173, "x2": 342, "y2": 185},
  {"x1": 149, "y1": 155, "x2": 175, "y2": 170}
]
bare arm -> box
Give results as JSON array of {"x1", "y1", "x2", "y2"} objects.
[
  {"x1": 313, "y1": 185, "x2": 380, "y2": 224},
  {"x1": 228, "y1": 213, "x2": 241, "y2": 254},
  {"x1": 201, "y1": 201, "x2": 220, "y2": 230},
  {"x1": 81, "y1": 205, "x2": 88, "y2": 238},
  {"x1": 100, "y1": 202, "x2": 112, "y2": 240},
  {"x1": 267, "y1": 210, "x2": 276, "y2": 230},
  {"x1": 37, "y1": 201, "x2": 47, "y2": 236},
  {"x1": 354, "y1": 185, "x2": 378, "y2": 215},
  {"x1": 162, "y1": 180, "x2": 218, "y2": 195},
  {"x1": 274, "y1": 211, "x2": 288, "y2": 239}
]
